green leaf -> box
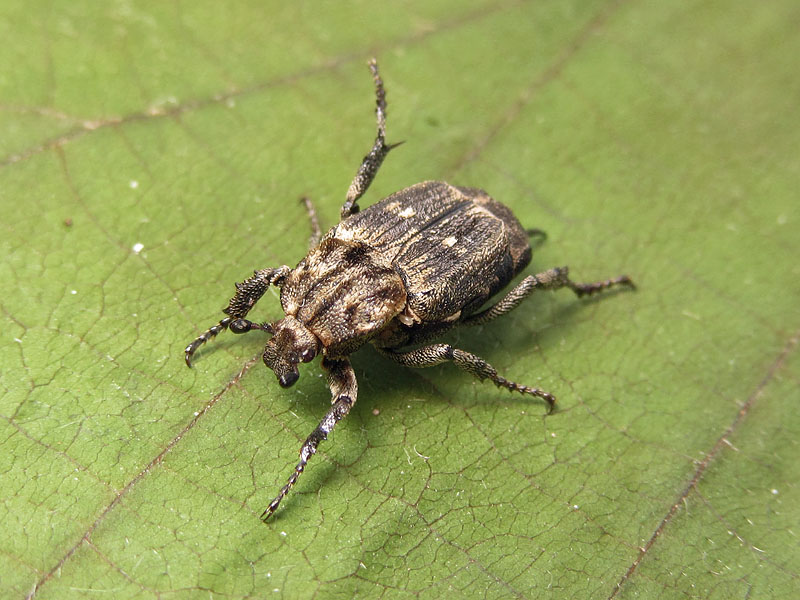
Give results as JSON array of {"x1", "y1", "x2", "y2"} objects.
[{"x1": 2, "y1": 1, "x2": 798, "y2": 598}]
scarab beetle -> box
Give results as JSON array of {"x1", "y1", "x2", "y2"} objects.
[{"x1": 185, "y1": 60, "x2": 634, "y2": 520}]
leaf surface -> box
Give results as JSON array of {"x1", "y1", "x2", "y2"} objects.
[{"x1": 1, "y1": 1, "x2": 798, "y2": 598}]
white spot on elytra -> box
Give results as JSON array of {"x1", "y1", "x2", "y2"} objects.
[
  {"x1": 443, "y1": 236, "x2": 457, "y2": 247},
  {"x1": 132, "y1": 243, "x2": 144, "y2": 254},
  {"x1": 399, "y1": 207, "x2": 415, "y2": 218},
  {"x1": 129, "y1": 180, "x2": 139, "y2": 189},
  {"x1": 335, "y1": 227, "x2": 355, "y2": 242}
]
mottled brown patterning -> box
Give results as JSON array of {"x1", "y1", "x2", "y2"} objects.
[{"x1": 184, "y1": 59, "x2": 634, "y2": 521}]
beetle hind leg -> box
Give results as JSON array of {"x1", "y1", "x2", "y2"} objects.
[
  {"x1": 340, "y1": 59, "x2": 403, "y2": 220},
  {"x1": 463, "y1": 267, "x2": 635, "y2": 327},
  {"x1": 378, "y1": 345, "x2": 555, "y2": 413},
  {"x1": 532, "y1": 266, "x2": 634, "y2": 298}
]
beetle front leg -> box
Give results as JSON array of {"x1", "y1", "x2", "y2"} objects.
[
  {"x1": 261, "y1": 356, "x2": 357, "y2": 521},
  {"x1": 379, "y1": 345, "x2": 556, "y2": 412},
  {"x1": 463, "y1": 267, "x2": 635, "y2": 327},
  {"x1": 184, "y1": 266, "x2": 291, "y2": 366},
  {"x1": 340, "y1": 59, "x2": 403, "y2": 220}
]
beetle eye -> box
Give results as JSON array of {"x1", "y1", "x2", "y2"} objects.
[{"x1": 300, "y1": 348, "x2": 316, "y2": 363}]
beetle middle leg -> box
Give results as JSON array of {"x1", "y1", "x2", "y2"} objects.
[
  {"x1": 340, "y1": 59, "x2": 403, "y2": 220},
  {"x1": 184, "y1": 266, "x2": 290, "y2": 366},
  {"x1": 261, "y1": 356, "x2": 358, "y2": 521},
  {"x1": 378, "y1": 345, "x2": 556, "y2": 412},
  {"x1": 464, "y1": 267, "x2": 635, "y2": 327}
]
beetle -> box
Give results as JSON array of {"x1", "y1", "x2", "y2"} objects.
[{"x1": 185, "y1": 59, "x2": 634, "y2": 520}]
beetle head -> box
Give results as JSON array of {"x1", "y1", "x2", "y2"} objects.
[{"x1": 262, "y1": 316, "x2": 321, "y2": 388}]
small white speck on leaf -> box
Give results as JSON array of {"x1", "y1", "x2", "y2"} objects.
[
  {"x1": 14, "y1": 338, "x2": 22, "y2": 343},
  {"x1": 132, "y1": 243, "x2": 144, "y2": 254},
  {"x1": 280, "y1": 531, "x2": 287, "y2": 537},
  {"x1": 772, "y1": 488, "x2": 779, "y2": 495},
  {"x1": 70, "y1": 290, "x2": 77, "y2": 295},
  {"x1": 129, "y1": 180, "x2": 139, "y2": 189},
  {"x1": 777, "y1": 214, "x2": 787, "y2": 225}
]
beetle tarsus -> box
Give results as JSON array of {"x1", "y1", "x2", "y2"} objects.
[
  {"x1": 184, "y1": 317, "x2": 233, "y2": 367},
  {"x1": 569, "y1": 274, "x2": 635, "y2": 297}
]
